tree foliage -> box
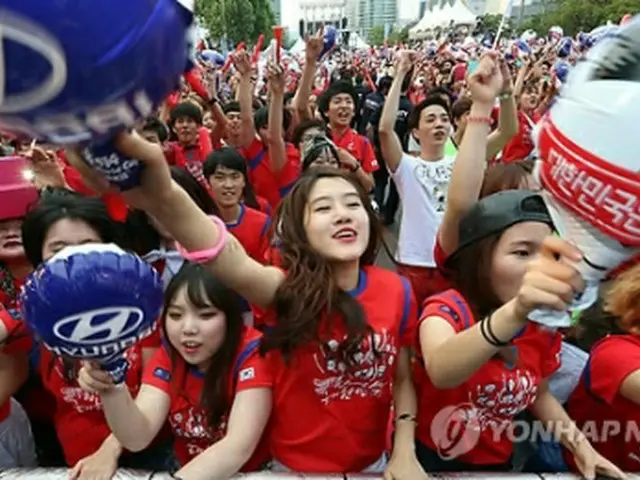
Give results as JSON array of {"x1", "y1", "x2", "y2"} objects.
[
  {"x1": 520, "y1": 0, "x2": 638, "y2": 36},
  {"x1": 368, "y1": 25, "x2": 411, "y2": 46},
  {"x1": 195, "y1": 0, "x2": 275, "y2": 45}
]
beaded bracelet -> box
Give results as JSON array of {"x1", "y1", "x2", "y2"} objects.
[
  {"x1": 467, "y1": 115, "x2": 493, "y2": 126},
  {"x1": 176, "y1": 215, "x2": 229, "y2": 264}
]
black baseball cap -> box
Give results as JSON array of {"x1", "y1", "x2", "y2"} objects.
[{"x1": 445, "y1": 190, "x2": 554, "y2": 269}]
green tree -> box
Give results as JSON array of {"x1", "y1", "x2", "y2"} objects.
[
  {"x1": 478, "y1": 13, "x2": 506, "y2": 33},
  {"x1": 520, "y1": 0, "x2": 638, "y2": 36},
  {"x1": 195, "y1": 0, "x2": 275, "y2": 44},
  {"x1": 388, "y1": 25, "x2": 411, "y2": 44},
  {"x1": 368, "y1": 25, "x2": 385, "y2": 45}
]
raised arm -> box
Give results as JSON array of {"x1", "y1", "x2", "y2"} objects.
[
  {"x1": 266, "y1": 62, "x2": 287, "y2": 173},
  {"x1": 486, "y1": 61, "x2": 519, "y2": 160},
  {"x1": 292, "y1": 31, "x2": 323, "y2": 122},
  {"x1": 233, "y1": 51, "x2": 258, "y2": 148},
  {"x1": 438, "y1": 52, "x2": 503, "y2": 256},
  {"x1": 68, "y1": 133, "x2": 284, "y2": 308},
  {"x1": 379, "y1": 50, "x2": 415, "y2": 173}
]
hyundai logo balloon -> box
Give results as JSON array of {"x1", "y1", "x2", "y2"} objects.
[
  {"x1": 20, "y1": 244, "x2": 164, "y2": 383},
  {"x1": 1, "y1": 1, "x2": 195, "y2": 189}
]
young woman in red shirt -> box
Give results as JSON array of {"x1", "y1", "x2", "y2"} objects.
[
  {"x1": 19, "y1": 191, "x2": 172, "y2": 479},
  {"x1": 414, "y1": 189, "x2": 624, "y2": 479},
  {"x1": 565, "y1": 263, "x2": 640, "y2": 473},
  {"x1": 78, "y1": 262, "x2": 272, "y2": 480},
  {"x1": 66, "y1": 130, "x2": 426, "y2": 478}
]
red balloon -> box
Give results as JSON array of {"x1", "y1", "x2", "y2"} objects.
[{"x1": 620, "y1": 13, "x2": 633, "y2": 25}]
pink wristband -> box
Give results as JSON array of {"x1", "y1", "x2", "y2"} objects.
[{"x1": 176, "y1": 215, "x2": 229, "y2": 264}]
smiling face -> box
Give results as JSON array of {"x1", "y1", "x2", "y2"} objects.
[
  {"x1": 303, "y1": 177, "x2": 370, "y2": 262},
  {"x1": 207, "y1": 165, "x2": 245, "y2": 209},
  {"x1": 225, "y1": 111, "x2": 242, "y2": 138},
  {"x1": 327, "y1": 93, "x2": 355, "y2": 129},
  {"x1": 173, "y1": 116, "x2": 199, "y2": 145},
  {"x1": 164, "y1": 284, "x2": 226, "y2": 371}
]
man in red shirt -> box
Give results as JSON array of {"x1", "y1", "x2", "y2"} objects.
[
  {"x1": 234, "y1": 51, "x2": 300, "y2": 210},
  {"x1": 164, "y1": 102, "x2": 213, "y2": 187},
  {"x1": 501, "y1": 82, "x2": 541, "y2": 163},
  {"x1": 318, "y1": 81, "x2": 378, "y2": 192}
]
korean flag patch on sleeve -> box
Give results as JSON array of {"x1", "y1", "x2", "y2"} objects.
[
  {"x1": 239, "y1": 367, "x2": 255, "y2": 382},
  {"x1": 153, "y1": 367, "x2": 171, "y2": 382}
]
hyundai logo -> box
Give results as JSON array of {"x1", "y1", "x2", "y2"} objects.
[
  {"x1": 52, "y1": 307, "x2": 145, "y2": 345},
  {"x1": 0, "y1": 9, "x2": 67, "y2": 114}
]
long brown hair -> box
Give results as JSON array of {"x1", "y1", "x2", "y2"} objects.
[
  {"x1": 448, "y1": 235, "x2": 504, "y2": 321},
  {"x1": 162, "y1": 263, "x2": 244, "y2": 429},
  {"x1": 260, "y1": 168, "x2": 381, "y2": 366}
]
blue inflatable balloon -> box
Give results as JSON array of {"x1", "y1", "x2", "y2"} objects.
[
  {"x1": 20, "y1": 244, "x2": 164, "y2": 383},
  {"x1": 319, "y1": 25, "x2": 337, "y2": 60},
  {"x1": 557, "y1": 37, "x2": 573, "y2": 58},
  {"x1": 0, "y1": 1, "x2": 194, "y2": 146}
]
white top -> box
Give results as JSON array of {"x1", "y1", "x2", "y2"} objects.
[{"x1": 391, "y1": 153, "x2": 455, "y2": 267}]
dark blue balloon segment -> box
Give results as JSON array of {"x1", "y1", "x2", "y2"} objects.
[
  {"x1": 20, "y1": 246, "x2": 164, "y2": 383},
  {"x1": 81, "y1": 139, "x2": 143, "y2": 190},
  {"x1": 319, "y1": 25, "x2": 337, "y2": 60},
  {"x1": 1, "y1": 0, "x2": 193, "y2": 145}
]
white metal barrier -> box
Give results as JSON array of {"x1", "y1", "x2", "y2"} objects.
[{"x1": 0, "y1": 471, "x2": 637, "y2": 479}]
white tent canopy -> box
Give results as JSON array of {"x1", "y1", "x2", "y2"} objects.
[
  {"x1": 410, "y1": 0, "x2": 477, "y2": 37},
  {"x1": 349, "y1": 31, "x2": 370, "y2": 50}
]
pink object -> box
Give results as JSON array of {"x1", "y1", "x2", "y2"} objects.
[
  {"x1": 0, "y1": 156, "x2": 38, "y2": 221},
  {"x1": 176, "y1": 215, "x2": 229, "y2": 263},
  {"x1": 273, "y1": 26, "x2": 283, "y2": 64}
]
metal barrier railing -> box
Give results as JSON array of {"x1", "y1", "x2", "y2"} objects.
[{"x1": 0, "y1": 471, "x2": 638, "y2": 479}]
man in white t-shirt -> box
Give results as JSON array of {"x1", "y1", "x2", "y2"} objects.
[{"x1": 378, "y1": 50, "x2": 454, "y2": 306}]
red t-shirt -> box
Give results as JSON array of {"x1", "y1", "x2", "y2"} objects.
[
  {"x1": 0, "y1": 306, "x2": 33, "y2": 422},
  {"x1": 331, "y1": 128, "x2": 379, "y2": 174},
  {"x1": 256, "y1": 196, "x2": 272, "y2": 217},
  {"x1": 239, "y1": 138, "x2": 301, "y2": 210},
  {"x1": 500, "y1": 110, "x2": 541, "y2": 164},
  {"x1": 261, "y1": 266, "x2": 416, "y2": 472},
  {"x1": 165, "y1": 129, "x2": 214, "y2": 187},
  {"x1": 142, "y1": 327, "x2": 271, "y2": 470},
  {"x1": 39, "y1": 345, "x2": 145, "y2": 466},
  {"x1": 414, "y1": 289, "x2": 561, "y2": 465},
  {"x1": 565, "y1": 335, "x2": 640, "y2": 472},
  {"x1": 226, "y1": 204, "x2": 271, "y2": 263}
]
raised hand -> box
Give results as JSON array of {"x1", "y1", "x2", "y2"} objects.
[
  {"x1": 394, "y1": 50, "x2": 417, "y2": 76},
  {"x1": 467, "y1": 51, "x2": 504, "y2": 106}
]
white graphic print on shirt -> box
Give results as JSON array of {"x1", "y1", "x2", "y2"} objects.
[
  {"x1": 169, "y1": 405, "x2": 226, "y2": 458},
  {"x1": 459, "y1": 369, "x2": 539, "y2": 432},
  {"x1": 58, "y1": 348, "x2": 139, "y2": 413},
  {"x1": 313, "y1": 329, "x2": 397, "y2": 405},
  {"x1": 413, "y1": 161, "x2": 453, "y2": 214}
]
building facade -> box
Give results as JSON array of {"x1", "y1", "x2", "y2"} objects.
[
  {"x1": 300, "y1": 0, "x2": 346, "y2": 36},
  {"x1": 346, "y1": 0, "x2": 398, "y2": 40},
  {"x1": 270, "y1": 0, "x2": 282, "y2": 24}
]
